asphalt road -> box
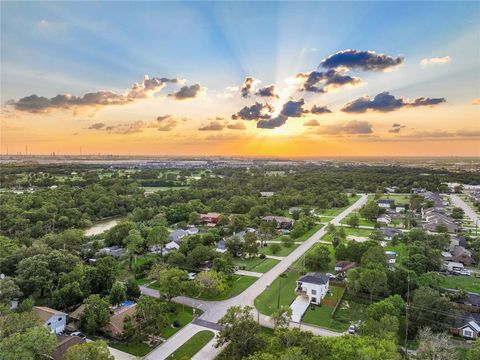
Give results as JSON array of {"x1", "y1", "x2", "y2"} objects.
[
  {"x1": 449, "y1": 194, "x2": 479, "y2": 227},
  {"x1": 144, "y1": 194, "x2": 369, "y2": 360}
]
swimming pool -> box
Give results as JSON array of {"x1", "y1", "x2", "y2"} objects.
[{"x1": 120, "y1": 300, "x2": 136, "y2": 307}]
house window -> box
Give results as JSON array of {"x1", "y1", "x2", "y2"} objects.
[
  {"x1": 58, "y1": 317, "x2": 62, "y2": 321},
  {"x1": 311, "y1": 289, "x2": 317, "y2": 295},
  {"x1": 311, "y1": 297, "x2": 317, "y2": 303},
  {"x1": 464, "y1": 329, "x2": 473, "y2": 338}
]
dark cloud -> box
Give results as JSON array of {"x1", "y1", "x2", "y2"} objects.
[
  {"x1": 257, "y1": 115, "x2": 288, "y2": 129},
  {"x1": 321, "y1": 49, "x2": 403, "y2": 71},
  {"x1": 280, "y1": 99, "x2": 308, "y2": 117},
  {"x1": 198, "y1": 121, "x2": 225, "y2": 131},
  {"x1": 341, "y1": 92, "x2": 446, "y2": 113},
  {"x1": 168, "y1": 84, "x2": 204, "y2": 100},
  {"x1": 226, "y1": 122, "x2": 247, "y2": 130},
  {"x1": 9, "y1": 75, "x2": 181, "y2": 113},
  {"x1": 388, "y1": 123, "x2": 406, "y2": 134},
  {"x1": 311, "y1": 105, "x2": 332, "y2": 114},
  {"x1": 105, "y1": 121, "x2": 149, "y2": 134},
  {"x1": 232, "y1": 102, "x2": 274, "y2": 120},
  {"x1": 296, "y1": 69, "x2": 361, "y2": 93},
  {"x1": 317, "y1": 120, "x2": 373, "y2": 135},
  {"x1": 256, "y1": 85, "x2": 279, "y2": 98},
  {"x1": 88, "y1": 122, "x2": 106, "y2": 130},
  {"x1": 156, "y1": 115, "x2": 178, "y2": 131},
  {"x1": 241, "y1": 77, "x2": 258, "y2": 98},
  {"x1": 303, "y1": 119, "x2": 320, "y2": 127}
]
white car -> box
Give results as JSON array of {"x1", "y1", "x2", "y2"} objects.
[
  {"x1": 348, "y1": 325, "x2": 357, "y2": 334},
  {"x1": 459, "y1": 269, "x2": 471, "y2": 276},
  {"x1": 188, "y1": 272, "x2": 197, "y2": 280},
  {"x1": 70, "y1": 332, "x2": 86, "y2": 339},
  {"x1": 326, "y1": 273, "x2": 336, "y2": 279}
]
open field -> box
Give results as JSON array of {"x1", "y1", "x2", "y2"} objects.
[
  {"x1": 166, "y1": 330, "x2": 214, "y2": 359},
  {"x1": 254, "y1": 271, "x2": 299, "y2": 316},
  {"x1": 439, "y1": 274, "x2": 480, "y2": 293},
  {"x1": 233, "y1": 257, "x2": 279, "y2": 273},
  {"x1": 196, "y1": 275, "x2": 257, "y2": 301},
  {"x1": 259, "y1": 243, "x2": 299, "y2": 257}
]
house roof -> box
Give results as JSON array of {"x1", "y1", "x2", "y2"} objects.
[
  {"x1": 262, "y1": 215, "x2": 293, "y2": 223},
  {"x1": 377, "y1": 199, "x2": 395, "y2": 205},
  {"x1": 103, "y1": 304, "x2": 137, "y2": 334},
  {"x1": 200, "y1": 212, "x2": 221, "y2": 218},
  {"x1": 298, "y1": 273, "x2": 330, "y2": 285},
  {"x1": 33, "y1": 306, "x2": 66, "y2": 322},
  {"x1": 51, "y1": 336, "x2": 85, "y2": 360},
  {"x1": 69, "y1": 304, "x2": 85, "y2": 320},
  {"x1": 382, "y1": 228, "x2": 403, "y2": 237},
  {"x1": 168, "y1": 229, "x2": 187, "y2": 242}
]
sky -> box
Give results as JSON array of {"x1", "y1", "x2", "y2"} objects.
[{"x1": 1, "y1": 1, "x2": 479, "y2": 157}]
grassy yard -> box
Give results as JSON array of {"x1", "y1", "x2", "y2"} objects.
[
  {"x1": 379, "y1": 194, "x2": 411, "y2": 205},
  {"x1": 161, "y1": 303, "x2": 196, "y2": 339},
  {"x1": 259, "y1": 243, "x2": 298, "y2": 257},
  {"x1": 439, "y1": 274, "x2": 480, "y2": 293},
  {"x1": 166, "y1": 330, "x2": 214, "y2": 359},
  {"x1": 196, "y1": 275, "x2": 257, "y2": 301},
  {"x1": 233, "y1": 257, "x2": 279, "y2": 273},
  {"x1": 255, "y1": 271, "x2": 299, "y2": 315},
  {"x1": 294, "y1": 224, "x2": 324, "y2": 241},
  {"x1": 109, "y1": 342, "x2": 151, "y2": 356},
  {"x1": 322, "y1": 227, "x2": 373, "y2": 243},
  {"x1": 385, "y1": 243, "x2": 408, "y2": 264},
  {"x1": 301, "y1": 286, "x2": 346, "y2": 332},
  {"x1": 340, "y1": 212, "x2": 376, "y2": 227},
  {"x1": 316, "y1": 195, "x2": 361, "y2": 217}
]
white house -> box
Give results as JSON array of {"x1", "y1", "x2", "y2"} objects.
[
  {"x1": 33, "y1": 306, "x2": 67, "y2": 334},
  {"x1": 460, "y1": 320, "x2": 480, "y2": 338},
  {"x1": 385, "y1": 251, "x2": 397, "y2": 266},
  {"x1": 446, "y1": 261, "x2": 464, "y2": 272},
  {"x1": 377, "y1": 199, "x2": 395, "y2": 209},
  {"x1": 296, "y1": 273, "x2": 330, "y2": 305},
  {"x1": 163, "y1": 241, "x2": 180, "y2": 253},
  {"x1": 185, "y1": 227, "x2": 199, "y2": 236},
  {"x1": 395, "y1": 206, "x2": 406, "y2": 214},
  {"x1": 377, "y1": 214, "x2": 391, "y2": 225}
]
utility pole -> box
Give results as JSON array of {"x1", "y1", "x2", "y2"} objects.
[{"x1": 404, "y1": 273, "x2": 410, "y2": 359}]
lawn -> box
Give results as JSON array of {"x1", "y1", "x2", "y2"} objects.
[
  {"x1": 322, "y1": 227, "x2": 373, "y2": 242},
  {"x1": 301, "y1": 286, "x2": 347, "y2": 332},
  {"x1": 166, "y1": 330, "x2": 214, "y2": 359},
  {"x1": 379, "y1": 194, "x2": 411, "y2": 205},
  {"x1": 259, "y1": 243, "x2": 299, "y2": 257},
  {"x1": 385, "y1": 243, "x2": 408, "y2": 264},
  {"x1": 294, "y1": 224, "x2": 324, "y2": 242},
  {"x1": 340, "y1": 212, "x2": 376, "y2": 227},
  {"x1": 439, "y1": 274, "x2": 480, "y2": 293},
  {"x1": 316, "y1": 195, "x2": 360, "y2": 217},
  {"x1": 109, "y1": 341, "x2": 151, "y2": 356},
  {"x1": 255, "y1": 271, "x2": 299, "y2": 315},
  {"x1": 161, "y1": 303, "x2": 196, "y2": 339},
  {"x1": 196, "y1": 275, "x2": 257, "y2": 301},
  {"x1": 233, "y1": 257, "x2": 279, "y2": 273}
]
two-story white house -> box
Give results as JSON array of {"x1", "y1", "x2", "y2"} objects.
[
  {"x1": 33, "y1": 306, "x2": 67, "y2": 334},
  {"x1": 295, "y1": 273, "x2": 330, "y2": 305}
]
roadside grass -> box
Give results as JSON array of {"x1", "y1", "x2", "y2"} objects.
[
  {"x1": 196, "y1": 275, "x2": 257, "y2": 301},
  {"x1": 340, "y1": 212, "x2": 376, "y2": 227},
  {"x1": 439, "y1": 274, "x2": 480, "y2": 293},
  {"x1": 259, "y1": 243, "x2": 299, "y2": 257},
  {"x1": 161, "y1": 303, "x2": 196, "y2": 339},
  {"x1": 254, "y1": 271, "x2": 299, "y2": 315},
  {"x1": 294, "y1": 224, "x2": 324, "y2": 242},
  {"x1": 110, "y1": 341, "x2": 151, "y2": 356},
  {"x1": 301, "y1": 286, "x2": 346, "y2": 331},
  {"x1": 316, "y1": 195, "x2": 362, "y2": 217},
  {"x1": 166, "y1": 330, "x2": 214, "y2": 359},
  {"x1": 233, "y1": 257, "x2": 279, "y2": 273}
]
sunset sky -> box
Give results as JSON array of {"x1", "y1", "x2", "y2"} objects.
[{"x1": 1, "y1": 1, "x2": 479, "y2": 157}]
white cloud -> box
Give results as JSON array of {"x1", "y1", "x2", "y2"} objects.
[{"x1": 420, "y1": 56, "x2": 452, "y2": 66}]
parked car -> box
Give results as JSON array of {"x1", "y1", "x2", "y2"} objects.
[
  {"x1": 326, "y1": 273, "x2": 336, "y2": 279},
  {"x1": 188, "y1": 272, "x2": 197, "y2": 280},
  {"x1": 70, "y1": 331, "x2": 86, "y2": 339},
  {"x1": 348, "y1": 325, "x2": 357, "y2": 334}
]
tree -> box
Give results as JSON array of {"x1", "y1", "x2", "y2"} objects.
[
  {"x1": 149, "y1": 265, "x2": 189, "y2": 300},
  {"x1": 80, "y1": 294, "x2": 110, "y2": 334},
  {"x1": 258, "y1": 221, "x2": 276, "y2": 247},
  {"x1": 0, "y1": 278, "x2": 22, "y2": 305},
  {"x1": 451, "y1": 207, "x2": 464, "y2": 220},
  {"x1": 85, "y1": 256, "x2": 119, "y2": 295},
  {"x1": 416, "y1": 328, "x2": 456, "y2": 360},
  {"x1": 105, "y1": 221, "x2": 135, "y2": 246},
  {"x1": 359, "y1": 268, "x2": 388, "y2": 302},
  {"x1": 347, "y1": 214, "x2": 360, "y2": 228},
  {"x1": 360, "y1": 202, "x2": 380, "y2": 221},
  {"x1": 0, "y1": 326, "x2": 57, "y2": 360},
  {"x1": 271, "y1": 306, "x2": 292, "y2": 328},
  {"x1": 243, "y1": 232, "x2": 259, "y2": 258},
  {"x1": 361, "y1": 245, "x2": 387, "y2": 269},
  {"x1": 226, "y1": 236, "x2": 244, "y2": 257},
  {"x1": 435, "y1": 224, "x2": 448, "y2": 233},
  {"x1": 269, "y1": 243, "x2": 281, "y2": 255},
  {"x1": 195, "y1": 271, "x2": 229, "y2": 296},
  {"x1": 53, "y1": 281, "x2": 83, "y2": 310},
  {"x1": 64, "y1": 340, "x2": 114, "y2": 360},
  {"x1": 212, "y1": 256, "x2": 234, "y2": 274},
  {"x1": 281, "y1": 236, "x2": 294, "y2": 248},
  {"x1": 216, "y1": 305, "x2": 265, "y2": 360},
  {"x1": 109, "y1": 282, "x2": 127, "y2": 306},
  {"x1": 305, "y1": 245, "x2": 331, "y2": 271},
  {"x1": 147, "y1": 226, "x2": 169, "y2": 257},
  {"x1": 134, "y1": 296, "x2": 168, "y2": 336},
  {"x1": 125, "y1": 230, "x2": 143, "y2": 269},
  {"x1": 230, "y1": 215, "x2": 249, "y2": 233},
  {"x1": 125, "y1": 279, "x2": 141, "y2": 298}
]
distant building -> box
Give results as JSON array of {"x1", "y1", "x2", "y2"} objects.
[
  {"x1": 260, "y1": 192, "x2": 275, "y2": 197},
  {"x1": 200, "y1": 213, "x2": 221, "y2": 226},
  {"x1": 51, "y1": 335, "x2": 86, "y2": 360},
  {"x1": 451, "y1": 246, "x2": 476, "y2": 265},
  {"x1": 334, "y1": 261, "x2": 358, "y2": 276},
  {"x1": 168, "y1": 229, "x2": 188, "y2": 243},
  {"x1": 446, "y1": 261, "x2": 464, "y2": 272},
  {"x1": 216, "y1": 239, "x2": 227, "y2": 253},
  {"x1": 33, "y1": 306, "x2": 67, "y2": 334},
  {"x1": 97, "y1": 246, "x2": 125, "y2": 257},
  {"x1": 296, "y1": 273, "x2": 330, "y2": 305},
  {"x1": 185, "y1": 227, "x2": 199, "y2": 235},
  {"x1": 102, "y1": 303, "x2": 137, "y2": 340},
  {"x1": 385, "y1": 251, "x2": 397, "y2": 266},
  {"x1": 262, "y1": 216, "x2": 294, "y2": 229},
  {"x1": 382, "y1": 228, "x2": 403, "y2": 241},
  {"x1": 377, "y1": 199, "x2": 395, "y2": 209},
  {"x1": 455, "y1": 313, "x2": 480, "y2": 339},
  {"x1": 377, "y1": 214, "x2": 391, "y2": 225}
]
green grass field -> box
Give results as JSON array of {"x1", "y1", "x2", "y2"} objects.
[
  {"x1": 161, "y1": 303, "x2": 196, "y2": 339},
  {"x1": 233, "y1": 257, "x2": 279, "y2": 273},
  {"x1": 301, "y1": 286, "x2": 346, "y2": 331},
  {"x1": 254, "y1": 271, "x2": 299, "y2": 315},
  {"x1": 316, "y1": 195, "x2": 361, "y2": 217},
  {"x1": 196, "y1": 275, "x2": 257, "y2": 301},
  {"x1": 340, "y1": 211, "x2": 376, "y2": 227},
  {"x1": 294, "y1": 224, "x2": 324, "y2": 241},
  {"x1": 109, "y1": 342, "x2": 151, "y2": 356},
  {"x1": 439, "y1": 274, "x2": 480, "y2": 293},
  {"x1": 379, "y1": 194, "x2": 411, "y2": 205},
  {"x1": 166, "y1": 330, "x2": 214, "y2": 359},
  {"x1": 291, "y1": 244, "x2": 336, "y2": 273},
  {"x1": 259, "y1": 243, "x2": 298, "y2": 257}
]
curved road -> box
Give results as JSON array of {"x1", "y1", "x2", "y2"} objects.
[{"x1": 144, "y1": 194, "x2": 369, "y2": 360}]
